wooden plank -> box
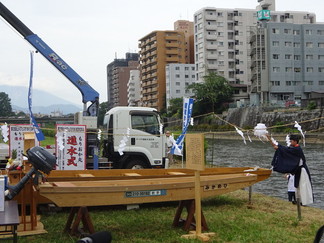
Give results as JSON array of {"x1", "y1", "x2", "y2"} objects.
[
  {"x1": 52, "y1": 182, "x2": 77, "y2": 187},
  {"x1": 123, "y1": 173, "x2": 141, "y2": 176},
  {"x1": 77, "y1": 174, "x2": 95, "y2": 177},
  {"x1": 167, "y1": 172, "x2": 186, "y2": 175}
]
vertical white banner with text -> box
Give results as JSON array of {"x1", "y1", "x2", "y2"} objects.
[
  {"x1": 56, "y1": 124, "x2": 86, "y2": 170},
  {"x1": 9, "y1": 124, "x2": 39, "y2": 160}
]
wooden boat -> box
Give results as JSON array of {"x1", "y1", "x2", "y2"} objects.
[{"x1": 38, "y1": 167, "x2": 271, "y2": 207}]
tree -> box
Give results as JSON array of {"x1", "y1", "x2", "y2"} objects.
[
  {"x1": 97, "y1": 101, "x2": 109, "y2": 126},
  {"x1": 188, "y1": 72, "x2": 233, "y2": 114},
  {"x1": 0, "y1": 92, "x2": 13, "y2": 117},
  {"x1": 167, "y1": 98, "x2": 183, "y2": 118}
]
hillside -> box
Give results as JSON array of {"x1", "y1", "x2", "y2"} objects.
[{"x1": 1, "y1": 85, "x2": 81, "y2": 115}]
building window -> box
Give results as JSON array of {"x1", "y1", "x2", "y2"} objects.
[
  {"x1": 272, "y1": 28, "x2": 279, "y2": 34},
  {"x1": 294, "y1": 67, "x2": 301, "y2": 72},
  {"x1": 185, "y1": 67, "x2": 189, "y2": 71},
  {"x1": 286, "y1": 81, "x2": 292, "y2": 86},
  {"x1": 319, "y1": 55, "x2": 324, "y2": 60},
  {"x1": 306, "y1": 42, "x2": 313, "y2": 48},
  {"x1": 273, "y1": 67, "x2": 280, "y2": 72},
  {"x1": 306, "y1": 55, "x2": 313, "y2": 60},
  {"x1": 270, "y1": 81, "x2": 280, "y2": 86},
  {"x1": 176, "y1": 90, "x2": 180, "y2": 93},
  {"x1": 273, "y1": 54, "x2": 279, "y2": 59},
  {"x1": 217, "y1": 12, "x2": 223, "y2": 17},
  {"x1": 285, "y1": 67, "x2": 292, "y2": 72},
  {"x1": 292, "y1": 81, "x2": 299, "y2": 86},
  {"x1": 272, "y1": 41, "x2": 279, "y2": 46},
  {"x1": 293, "y1": 30, "x2": 300, "y2": 35},
  {"x1": 319, "y1": 67, "x2": 324, "y2": 72},
  {"x1": 175, "y1": 67, "x2": 180, "y2": 70},
  {"x1": 175, "y1": 74, "x2": 180, "y2": 78},
  {"x1": 319, "y1": 81, "x2": 324, "y2": 85},
  {"x1": 294, "y1": 55, "x2": 301, "y2": 60},
  {"x1": 318, "y1": 43, "x2": 324, "y2": 48},
  {"x1": 304, "y1": 80, "x2": 313, "y2": 85},
  {"x1": 285, "y1": 54, "x2": 292, "y2": 59},
  {"x1": 285, "y1": 41, "x2": 292, "y2": 47},
  {"x1": 305, "y1": 29, "x2": 312, "y2": 35},
  {"x1": 294, "y1": 42, "x2": 301, "y2": 48},
  {"x1": 176, "y1": 82, "x2": 180, "y2": 86},
  {"x1": 307, "y1": 67, "x2": 313, "y2": 72},
  {"x1": 317, "y1": 30, "x2": 324, "y2": 35},
  {"x1": 284, "y1": 29, "x2": 291, "y2": 34}
]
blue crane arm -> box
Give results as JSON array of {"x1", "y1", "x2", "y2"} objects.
[{"x1": 0, "y1": 2, "x2": 99, "y2": 116}]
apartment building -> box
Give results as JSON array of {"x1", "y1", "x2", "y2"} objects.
[
  {"x1": 194, "y1": 1, "x2": 316, "y2": 105},
  {"x1": 165, "y1": 63, "x2": 195, "y2": 109},
  {"x1": 106, "y1": 53, "x2": 139, "y2": 109},
  {"x1": 174, "y1": 20, "x2": 195, "y2": 64},
  {"x1": 127, "y1": 70, "x2": 141, "y2": 106},
  {"x1": 250, "y1": 22, "x2": 324, "y2": 106},
  {"x1": 138, "y1": 31, "x2": 186, "y2": 111}
]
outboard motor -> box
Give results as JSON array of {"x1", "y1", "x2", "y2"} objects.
[{"x1": 5, "y1": 146, "x2": 56, "y2": 200}]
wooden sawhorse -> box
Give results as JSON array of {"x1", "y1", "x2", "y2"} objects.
[
  {"x1": 172, "y1": 199, "x2": 208, "y2": 231},
  {"x1": 64, "y1": 207, "x2": 95, "y2": 236}
]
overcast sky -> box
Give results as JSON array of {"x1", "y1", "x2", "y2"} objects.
[{"x1": 1, "y1": 0, "x2": 324, "y2": 108}]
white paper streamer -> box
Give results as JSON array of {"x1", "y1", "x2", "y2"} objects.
[
  {"x1": 118, "y1": 128, "x2": 130, "y2": 156},
  {"x1": 234, "y1": 126, "x2": 246, "y2": 145},
  {"x1": 0, "y1": 122, "x2": 9, "y2": 143},
  {"x1": 97, "y1": 129, "x2": 102, "y2": 140},
  {"x1": 285, "y1": 134, "x2": 291, "y2": 147},
  {"x1": 294, "y1": 121, "x2": 305, "y2": 146},
  {"x1": 270, "y1": 136, "x2": 278, "y2": 146},
  {"x1": 190, "y1": 118, "x2": 194, "y2": 126},
  {"x1": 159, "y1": 124, "x2": 163, "y2": 134},
  {"x1": 253, "y1": 123, "x2": 268, "y2": 140},
  {"x1": 56, "y1": 128, "x2": 67, "y2": 151}
]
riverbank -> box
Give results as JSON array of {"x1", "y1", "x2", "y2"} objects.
[
  {"x1": 203, "y1": 131, "x2": 324, "y2": 144},
  {"x1": 15, "y1": 190, "x2": 324, "y2": 242}
]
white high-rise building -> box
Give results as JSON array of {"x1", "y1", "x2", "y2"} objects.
[
  {"x1": 165, "y1": 64, "x2": 195, "y2": 109},
  {"x1": 194, "y1": 1, "x2": 316, "y2": 104}
]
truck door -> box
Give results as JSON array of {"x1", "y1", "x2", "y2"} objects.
[{"x1": 129, "y1": 111, "x2": 165, "y2": 166}]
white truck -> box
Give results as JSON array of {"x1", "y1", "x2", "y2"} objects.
[{"x1": 102, "y1": 107, "x2": 169, "y2": 169}]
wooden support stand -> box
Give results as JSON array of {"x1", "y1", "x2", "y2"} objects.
[
  {"x1": 172, "y1": 199, "x2": 208, "y2": 231},
  {"x1": 64, "y1": 207, "x2": 95, "y2": 236}
]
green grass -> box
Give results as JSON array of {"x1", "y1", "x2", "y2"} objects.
[
  {"x1": 12, "y1": 190, "x2": 324, "y2": 243},
  {"x1": 40, "y1": 136, "x2": 55, "y2": 147}
]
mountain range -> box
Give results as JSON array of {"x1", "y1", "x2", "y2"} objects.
[{"x1": 1, "y1": 85, "x2": 82, "y2": 115}]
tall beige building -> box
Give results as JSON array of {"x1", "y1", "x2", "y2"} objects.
[
  {"x1": 174, "y1": 20, "x2": 194, "y2": 64},
  {"x1": 139, "y1": 31, "x2": 186, "y2": 111}
]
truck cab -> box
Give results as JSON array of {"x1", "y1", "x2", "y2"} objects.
[{"x1": 102, "y1": 107, "x2": 167, "y2": 169}]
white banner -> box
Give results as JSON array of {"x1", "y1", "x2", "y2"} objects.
[
  {"x1": 9, "y1": 124, "x2": 39, "y2": 160},
  {"x1": 56, "y1": 124, "x2": 86, "y2": 170}
]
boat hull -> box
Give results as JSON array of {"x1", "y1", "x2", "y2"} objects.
[{"x1": 39, "y1": 168, "x2": 272, "y2": 207}]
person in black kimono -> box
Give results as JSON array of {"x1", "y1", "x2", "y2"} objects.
[{"x1": 267, "y1": 134, "x2": 313, "y2": 205}]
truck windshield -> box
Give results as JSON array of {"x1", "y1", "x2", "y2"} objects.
[{"x1": 131, "y1": 114, "x2": 160, "y2": 135}]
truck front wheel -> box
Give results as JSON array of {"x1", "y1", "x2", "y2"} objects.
[{"x1": 125, "y1": 160, "x2": 148, "y2": 169}]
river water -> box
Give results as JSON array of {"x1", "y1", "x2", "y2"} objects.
[{"x1": 205, "y1": 138, "x2": 324, "y2": 210}]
